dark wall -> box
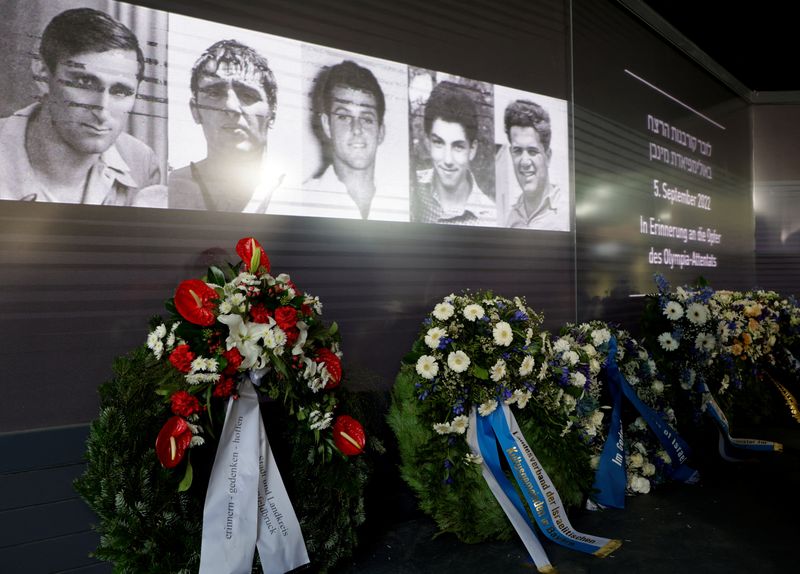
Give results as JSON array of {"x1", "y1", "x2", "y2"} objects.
[{"x1": 753, "y1": 104, "x2": 800, "y2": 298}]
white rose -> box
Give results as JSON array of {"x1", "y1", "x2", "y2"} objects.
[{"x1": 628, "y1": 452, "x2": 644, "y2": 468}]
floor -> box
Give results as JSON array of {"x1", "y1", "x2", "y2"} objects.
[{"x1": 333, "y1": 426, "x2": 800, "y2": 574}]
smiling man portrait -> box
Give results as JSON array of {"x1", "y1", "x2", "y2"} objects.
[{"x1": 0, "y1": 7, "x2": 162, "y2": 205}]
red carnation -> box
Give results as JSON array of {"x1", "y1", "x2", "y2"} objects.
[
  {"x1": 300, "y1": 304, "x2": 313, "y2": 317},
  {"x1": 236, "y1": 237, "x2": 270, "y2": 273},
  {"x1": 222, "y1": 348, "x2": 243, "y2": 375},
  {"x1": 170, "y1": 390, "x2": 203, "y2": 418},
  {"x1": 213, "y1": 377, "x2": 236, "y2": 399},
  {"x1": 285, "y1": 327, "x2": 300, "y2": 347},
  {"x1": 169, "y1": 344, "x2": 195, "y2": 373},
  {"x1": 316, "y1": 348, "x2": 342, "y2": 389},
  {"x1": 274, "y1": 306, "x2": 298, "y2": 331},
  {"x1": 250, "y1": 304, "x2": 272, "y2": 324},
  {"x1": 155, "y1": 416, "x2": 193, "y2": 468},
  {"x1": 332, "y1": 415, "x2": 366, "y2": 456},
  {"x1": 174, "y1": 279, "x2": 218, "y2": 326}
]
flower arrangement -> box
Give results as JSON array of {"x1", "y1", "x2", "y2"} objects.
[
  {"x1": 388, "y1": 291, "x2": 598, "y2": 543},
  {"x1": 643, "y1": 275, "x2": 800, "y2": 427},
  {"x1": 146, "y1": 237, "x2": 364, "y2": 483},
  {"x1": 76, "y1": 238, "x2": 378, "y2": 573}
]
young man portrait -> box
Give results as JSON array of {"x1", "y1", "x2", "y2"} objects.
[
  {"x1": 411, "y1": 80, "x2": 497, "y2": 226},
  {"x1": 0, "y1": 7, "x2": 162, "y2": 206}
]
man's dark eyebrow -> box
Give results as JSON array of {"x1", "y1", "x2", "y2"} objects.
[{"x1": 332, "y1": 96, "x2": 376, "y2": 110}]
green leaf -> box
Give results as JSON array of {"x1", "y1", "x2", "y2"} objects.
[
  {"x1": 272, "y1": 354, "x2": 289, "y2": 378},
  {"x1": 207, "y1": 266, "x2": 226, "y2": 287},
  {"x1": 177, "y1": 459, "x2": 193, "y2": 492},
  {"x1": 329, "y1": 322, "x2": 339, "y2": 336},
  {"x1": 470, "y1": 364, "x2": 489, "y2": 380}
]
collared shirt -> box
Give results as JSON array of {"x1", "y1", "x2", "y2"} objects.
[
  {"x1": 0, "y1": 104, "x2": 163, "y2": 206},
  {"x1": 168, "y1": 160, "x2": 285, "y2": 214},
  {"x1": 506, "y1": 183, "x2": 570, "y2": 231},
  {"x1": 267, "y1": 164, "x2": 409, "y2": 222},
  {"x1": 411, "y1": 168, "x2": 498, "y2": 227}
]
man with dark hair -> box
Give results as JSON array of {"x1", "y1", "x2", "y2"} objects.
[
  {"x1": 0, "y1": 8, "x2": 162, "y2": 205},
  {"x1": 411, "y1": 80, "x2": 496, "y2": 226},
  {"x1": 502, "y1": 99, "x2": 568, "y2": 230},
  {"x1": 290, "y1": 59, "x2": 402, "y2": 220},
  {"x1": 169, "y1": 39, "x2": 281, "y2": 212}
]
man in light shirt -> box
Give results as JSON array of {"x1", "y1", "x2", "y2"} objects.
[
  {"x1": 411, "y1": 80, "x2": 497, "y2": 226},
  {"x1": 0, "y1": 8, "x2": 161, "y2": 206},
  {"x1": 502, "y1": 99, "x2": 568, "y2": 231}
]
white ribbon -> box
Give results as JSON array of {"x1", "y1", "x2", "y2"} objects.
[{"x1": 199, "y1": 376, "x2": 309, "y2": 574}]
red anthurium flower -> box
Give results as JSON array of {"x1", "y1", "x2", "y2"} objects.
[
  {"x1": 174, "y1": 279, "x2": 218, "y2": 326},
  {"x1": 170, "y1": 390, "x2": 203, "y2": 418},
  {"x1": 316, "y1": 348, "x2": 342, "y2": 389},
  {"x1": 332, "y1": 415, "x2": 366, "y2": 456},
  {"x1": 236, "y1": 237, "x2": 270, "y2": 273},
  {"x1": 155, "y1": 416, "x2": 193, "y2": 468}
]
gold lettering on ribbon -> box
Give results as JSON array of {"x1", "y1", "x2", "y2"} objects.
[{"x1": 768, "y1": 375, "x2": 800, "y2": 424}]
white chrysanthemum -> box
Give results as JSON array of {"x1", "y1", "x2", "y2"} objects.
[
  {"x1": 570, "y1": 372, "x2": 587, "y2": 388},
  {"x1": 451, "y1": 415, "x2": 469, "y2": 434},
  {"x1": 190, "y1": 436, "x2": 205, "y2": 447},
  {"x1": 147, "y1": 329, "x2": 164, "y2": 358},
  {"x1": 657, "y1": 450, "x2": 672, "y2": 465},
  {"x1": 304, "y1": 294, "x2": 323, "y2": 315},
  {"x1": 447, "y1": 350, "x2": 471, "y2": 373},
  {"x1": 695, "y1": 332, "x2": 716, "y2": 351},
  {"x1": 433, "y1": 302, "x2": 455, "y2": 321},
  {"x1": 301, "y1": 357, "x2": 318, "y2": 380},
  {"x1": 149, "y1": 340, "x2": 164, "y2": 359},
  {"x1": 218, "y1": 300, "x2": 233, "y2": 314},
  {"x1": 433, "y1": 422, "x2": 451, "y2": 435},
  {"x1": 490, "y1": 359, "x2": 506, "y2": 382},
  {"x1": 307, "y1": 377, "x2": 325, "y2": 393},
  {"x1": 658, "y1": 332, "x2": 679, "y2": 351},
  {"x1": 633, "y1": 417, "x2": 647, "y2": 430},
  {"x1": 190, "y1": 357, "x2": 219, "y2": 374},
  {"x1": 309, "y1": 409, "x2": 334, "y2": 431},
  {"x1": 663, "y1": 301, "x2": 684, "y2": 321},
  {"x1": 464, "y1": 453, "x2": 484, "y2": 465},
  {"x1": 166, "y1": 332, "x2": 176, "y2": 349},
  {"x1": 478, "y1": 400, "x2": 498, "y2": 417},
  {"x1": 651, "y1": 380, "x2": 664, "y2": 394},
  {"x1": 591, "y1": 328, "x2": 611, "y2": 347},
  {"x1": 589, "y1": 358, "x2": 601, "y2": 374},
  {"x1": 628, "y1": 452, "x2": 644, "y2": 468},
  {"x1": 564, "y1": 350, "x2": 580, "y2": 366},
  {"x1": 424, "y1": 327, "x2": 447, "y2": 350},
  {"x1": 416, "y1": 355, "x2": 439, "y2": 380},
  {"x1": 511, "y1": 389, "x2": 532, "y2": 409},
  {"x1": 562, "y1": 394, "x2": 577, "y2": 412},
  {"x1": 492, "y1": 321, "x2": 513, "y2": 346},
  {"x1": 590, "y1": 455, "x2": 601, "y2": 470},
  {"x1": 154, "y1": 324, "x2": 167, "y2": 338},
  {"x1": 462, "y1": 304, "x2": 485, "y2": 322},
  {"x1": 629, "y1": 475, "x2": 651, "y2": 494},
  {"x1": 553, "y1": 338, "x2": 571, "y2": 353},
  {"x1": 525, "y1": 328, "x2": 534, "y2": 347},
  {"x1": 582, "y1": 344, "x2": 597, "y2": 357},
  {"x1": 686, "y1": 302, "x2": 709, "y2": 325},
  {"x1": 519, "y1": 355, "x2": 536, "y2": 376},
  {"x1": 185, "y1": 373, "x2": 221, "y2": 385},
  {"x1": 642, "y1": 462, "x2": 656, "y2": 477}
]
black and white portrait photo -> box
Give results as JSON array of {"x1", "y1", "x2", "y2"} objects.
[
  {"x1": 0, "y1": 0, "x2": 167, "y2": 206},
  {"x1": 167, "y1": 14, "x2": 303, "y2": 214},
  {"x1": 494, "y1": 85, "x2": 570, "y2": 231},
  {"x1": 267, "y1": 44, "x2": 409, "y2": 222},
  {"x1": 408, "y1": 69, "x2": 497, "y2": 227}
]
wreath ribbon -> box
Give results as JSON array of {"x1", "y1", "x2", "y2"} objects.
[
  {"x1": 698, "y1": 382, "x2": 783, "y2": 461},
  {"x1": 593, "y1": 337, "x2": 698, "y2": 508},
  {"x1": 199, "y1": 374, "x2": 309, "y2": 574},
  {"x1": 467, "y1": 404, "x2": 620, "y2": 572}
]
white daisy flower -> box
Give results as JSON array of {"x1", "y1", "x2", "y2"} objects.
[
  {"x1": 519, "y1": 355, "x2": 536, "y2": 376},
  {"x1": 514, "y1": 390, "x2": 532, "y2": 409},
  {"x1": 694, "y1": 332, "x2": 716, "y2": 351},
  {"x1": 492, "y1": 321, "x2": 513, "y2": 346},
  {"x1": 464, "y1": 453, "x2": 483, "y2": 465},
  {"x1": 462, "y1": 304, "x2": 485, "y2": 322},
  {"x1": 433, "y1": 422, "x2": 452, "y2": 435},
  {"x1": 658, "y1": 332, "x2": 679, "y2": 351},
  {"x1": 478, "y1": 400, "x2": 498, "y2": 417},
  {"x1": 424, "y1": 327, "x2": 447, "y2": 350},
  {"x1": 490, "y1": 359, "x2": 507, "y2": 382},
  {"x1": 663, "y1": 301, "x2": 684, "y2": 321},
  {"x1": 416, "y1": 355, "x2": 439, "y2": 380},
  {"x1": 686, "y1": 302, "x2": 709, "y2": 325},
  {"x1": 433, "y1": 302, "x2": 455, "y2": 321},
  {"x1": 451, "y1": 415, "x2": 469, "y2": 434},
  {"x1": 447, "y1": 350, "x2": 470, "y2": 373}
]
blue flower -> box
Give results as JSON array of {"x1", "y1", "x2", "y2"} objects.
[
  {"x1": 444, "y1": 458, "x2": 453, "y2": 469},
  {"x1": 511, "y1": 310, "x2": 528, "y2": 322},
  {"x1": 654, "y1": 273, "x2": 670, "y2": 294}
]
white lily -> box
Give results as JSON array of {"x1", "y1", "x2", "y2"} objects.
[{"x1": 218, "y1": 314, "x2": 272, "y2": 369}]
